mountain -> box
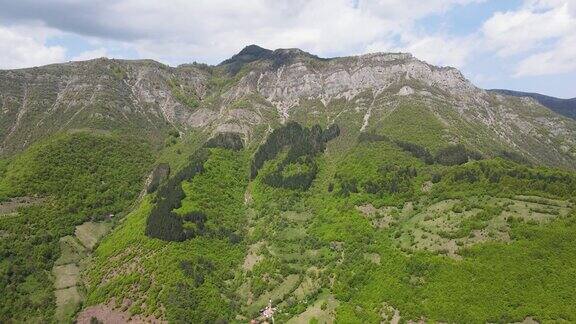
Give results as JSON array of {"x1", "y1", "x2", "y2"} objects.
[
  {"x1": 2, "y1": 46, "x2": 576, "y2": 323},
  {"x1": 1, "y1": 45, "x2": 575, "y2": 169},
  {"x1": 489, "y1": 89, "x2": 576, "y2": 120}
]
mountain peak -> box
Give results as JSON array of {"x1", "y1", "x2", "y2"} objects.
[
  {"x1": 220, "y1": 45, "x2": 326, "y2": 74},
  {"x1": 237, "y1": 44, "x2": 272, "y2": 56},
  {"x1": 220, "y1": 45, "x2": 272, "y2": 66}
]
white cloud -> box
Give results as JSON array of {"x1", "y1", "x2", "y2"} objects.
[
  {"x1": 71, "y1": 48, "x2": 108, "y2": 61},
  {"x1": 0, "y1": 24, "x2": 66, "y2": 69},
  {"x1": 0, "y1": 0, "x2": 487, "y2": 66},
  {"x1": 515, "y1": 34, "x2": 576, "y2": 76},
  {"x1": 359, "y1": 0, "x2": 484, "y2": 21},
  {"x1": 115, "y1": 0, "x2": 397, "y2": 63},
  {"x1": 482, "y1": 1, "x2": 574, "y2": 57},
  {"x1": 4, "y1": 0, "x2": 575, "y2": 94},
  {"x1": 480, "y1": 0, "x2": 576, "y2": 76},
  {"x1": 399, "y1": 35, "x2": 476, "y2": 68}
]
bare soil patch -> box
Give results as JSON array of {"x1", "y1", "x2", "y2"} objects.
[
  {"x1": 0, "y1": 196, "x2": 44, "y2": 214},
  {"x1": 356, "y1": 203, "x2": 397, "y2": 228},
  {"x1": 243, "y1": 241, "x2": 265, "y2": 271},
  {"x1": 76, "y1": 301, "x2": 166, "y2": 324},
  {"x1": 75, "y1": 221, "x2": 112, "y2": 250},
  {"x1": 380, "y1": 302, "x2": 401, "y2": 324},
  {"x1": 53, "y1": 263, "x2": 80, "y2": 289}
]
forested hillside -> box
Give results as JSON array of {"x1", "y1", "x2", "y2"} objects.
[
  {"x1": 1, "y1": 45, "x2": 576, "y2": 323},
  {"x1": 77, "y1": 120, "x2": 576, "y2": 323},
  {"x1": 0, "y1": 132, "x2": 152, "y2": 322}
]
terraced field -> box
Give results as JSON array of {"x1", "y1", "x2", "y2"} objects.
[{"x1": 52, "y1": 220, "x2": 113, "y2": 322}]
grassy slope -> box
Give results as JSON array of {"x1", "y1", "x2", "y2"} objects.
[
  {"x1": 246, "y1": 116, "x2": 576, "y2": 322},
  {"x1": 316, "y1": 138, "x2": 576, "y2": 322}
]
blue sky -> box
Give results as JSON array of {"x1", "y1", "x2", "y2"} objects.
[{"x1": 0, "y1": 0, "x2": 574, "y2": 98}]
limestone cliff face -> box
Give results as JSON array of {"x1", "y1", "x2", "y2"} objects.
[
  {"x1": 0, "y1": 58, "x2": 213, "y2": 154},
  {"x1": 219, "y1": 47, "x2": 575, "y2": 169},
  {"x1": 1, "y1": 46, "x2": 575, "y2": 169},
  {"x1": 226, "y1": 50, "x2": 479, "y2": 120}
]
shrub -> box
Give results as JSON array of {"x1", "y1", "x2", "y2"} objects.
[
  {"x1": 395, "y1": 140, "x2": 434, "y2": 164},
  {"x1": 250, "y1": 122, "x2": 339, "y2": 190},
  {"x1": 435, "y1": 144, "x2": 482, "y2": 166},
  {"x1": 204, "y1": 132, "x2": 244, "y2": 151},
  {"x1": 145, "y1": 150, "x2": 208, "y2": 241}
]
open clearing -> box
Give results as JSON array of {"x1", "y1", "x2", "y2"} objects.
[
  {"x1": 53, "y1": 263, "x2": 80, "y2": 289},
  {"x1": 54, "y1": 286, "x2": 82, "y2": 322},
  {"x1": 243, "y1": 241, "x2": 265, "y2": 271},
  {"x1": 387, "y1": 196, "x2": 573, "y2": 258},
  {"x1": 55, "y1": 235, "x2": 87, "y2": 265},
  {"x1": 380, "y1": 302, "x2": 401, "y2": 324},
  {"x1": 75, "y1": 221, "x2": 112, "y2": 250},
  {"x1": 287, "y1": 292, "x2": 339, "y2": 324},
  {"x1": 0, "y1": 196, "x2": 44, "y2": 215},
  {"x1": 52, "y1": 220, "x2": 113, "y2": 322}
]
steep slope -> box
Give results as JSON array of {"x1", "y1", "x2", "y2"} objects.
[
  {"x1": 0, "y1": 132, "x2": 153, "y2": 322},
  {"x1": 2, "y1": 45, "x2": 575, "y2": 171},
  {"x1": 80, "y1": 119, "x2": 576, "y2": 323},
  {"x1": 220, "y1": 47, "x2": 576, "y2": 170},
  {"x1": 0, "y1": 59, "x2": 211, "y2": 155},
  {"x1": 490, "y1": 89, "x2": 576, "y2": 120}
]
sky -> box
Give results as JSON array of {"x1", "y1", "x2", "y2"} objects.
[{"x1": 0, "y1": 0, "x2": 574, "y2": 98}]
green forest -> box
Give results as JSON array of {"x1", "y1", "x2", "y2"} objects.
[
  {"x1": 0, "y1": 132, "x2": 153, "y2": 322},
  {"x1": 1, "y1": 120, "x2": 576, "y2": 323}
]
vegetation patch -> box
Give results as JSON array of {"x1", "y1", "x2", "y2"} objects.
[
  {"x1": 250, "y1": 122, "x2": 340, "y2": 190},
  {"x1": 85, "y1": 148, "x2": 249, "y2": 323},
  {"x1": 0, "y1": 133, "x2": 152, "y2": 322},
  {"x1": 286, "y1": 292, "x2": 339, "y2": 324},
  {"x1": 54, "y1": 286, "x2": 82, "y2": 323},
  {"x1": 168, "y1": 78, "x2": 200, "y2": 109}
]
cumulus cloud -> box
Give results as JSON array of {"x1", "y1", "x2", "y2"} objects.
[
  {"x1": 400, "y1": 35, "x2": 476, "y2": 68},
  {"x1": 71, "y1": 48, "x2": 109, "y2": 61},
  {"x1": 480, "y1": 0, "x2": 576, "y2": 76},
  {"x1": 0, "y1": 24, "x2": 66, "y2": 69},
  {"x1": 359, "y1": 0, "x2": 484, "y2": 21},
  {"x1": 482, "y1": 2, "x2": 574, "y2": 57},
  {"x1": 0, "y1": 0, "x2": 483, "y2": 65},
  {"x1": 515, "y1": 34, "x2": 576, "y2": 76}
]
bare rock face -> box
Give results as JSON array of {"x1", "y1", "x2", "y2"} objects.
[
  {"x1": 397, "y1": 86, "x2": 415, "y2": 96},
  {"x1": 218, "y1": 48, "x2": 575, "y2": 169},
  {"x1": 228, "y1": 51, "x2": 479, "y2": 121},
  {"x1": 0, "y1": 58, "x2": 209, "y2": 154}
]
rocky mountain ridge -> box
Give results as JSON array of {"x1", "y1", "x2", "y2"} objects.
[
  {"x1": 1, "y1": 45, "x2": 575, "y2": 170},
  {"x1": 489, "y1": 89, "x2": 576, "y2": 120}
]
